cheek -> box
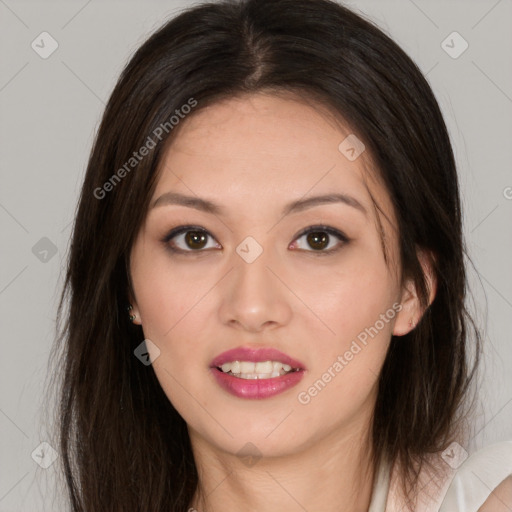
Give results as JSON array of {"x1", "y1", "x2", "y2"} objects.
[
  {"x1": 293, "y1": 245, "x2": 396, "y2": 397},
  {"x1": 294, "y1": 241, "x2": 397, "y2": 343},
  {"x1": 132, "y1": 244, "x2": 213, "y2": 335},
  {"x1": 131, "y1": 252, "x2": 215, "y2": 408},
  {"x1": 131, "y1": 247, "x2": 225, "y2": 396}
]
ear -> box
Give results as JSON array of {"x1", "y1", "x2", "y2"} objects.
[
  {"x1": 127, "y1": 293, "x2": 143, "y2": 326},
  {"x1": 393, "y1": 249, "x2": 437, "y2": 336}
]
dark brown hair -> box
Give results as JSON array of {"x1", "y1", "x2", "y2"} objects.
[{"x1": 47, "y1": 0, "x2": 481, "y2": 509}]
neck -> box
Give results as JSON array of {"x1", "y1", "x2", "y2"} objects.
[{"x1": 188, "y1": 421, "x2": 376, "y2": 512}]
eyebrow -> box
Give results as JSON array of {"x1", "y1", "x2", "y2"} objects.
[{"x1": 151, "y1": 191, "x2": 367, "y2": 217}]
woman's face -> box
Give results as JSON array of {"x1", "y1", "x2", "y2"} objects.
[{"x1": 129, "y1": 92, "x2": 414, "y2": 458}]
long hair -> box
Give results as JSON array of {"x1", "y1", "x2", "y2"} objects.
[{"x1": 47, "y1": 0, "x2": 481, "y2": 509}]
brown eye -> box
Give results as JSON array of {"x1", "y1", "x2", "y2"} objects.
[
  {"x1": 184, "y1": 230, "x2": 208, "y2": 250},
  {"x1": 306, "y1": 231, "x2": 329, "y2": 251},
  {"x1": 291, "y1": 225, "x2": 349, "y2": 254},
  {"x1": 163, "y1": 226, "x2": 221, "y2": 253}
]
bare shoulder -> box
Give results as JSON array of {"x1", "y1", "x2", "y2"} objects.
[{"x1": 477, "y1": 474, "x2": 512, "y2": 512}]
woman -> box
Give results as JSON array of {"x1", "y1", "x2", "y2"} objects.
[{"x1": 51, "y1": 0, "x2": 512, "y2": 510}]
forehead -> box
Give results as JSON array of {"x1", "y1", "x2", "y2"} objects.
[
  {"x1": 154, "y1": 92, "x2": 395, "y2": 231},
  {"x1": 166, "y1": 92, "x2": 360, "y2": 174}
]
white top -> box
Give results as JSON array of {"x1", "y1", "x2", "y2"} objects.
[{"x1": 368, "y1": 441, "x2": 512, "y2": 511}]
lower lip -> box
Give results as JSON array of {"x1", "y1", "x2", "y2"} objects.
[{"x1": 210, "y1": 367, "x2": 305, "y2": 399}]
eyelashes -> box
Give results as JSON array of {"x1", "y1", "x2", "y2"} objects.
[
  {"x1": 161, "y1": 224, "x2": 350, "y2": 256},
  {"x1": 162, "y1": 225, "x2": 221, "y2": 253}
]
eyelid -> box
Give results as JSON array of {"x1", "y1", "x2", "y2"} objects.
[
  {"x1": 292, "y1": 225, "x2": 349, "y2": 244},
  {"x1": 162, "y1": 225, "x2": 210, "y2": 243}
]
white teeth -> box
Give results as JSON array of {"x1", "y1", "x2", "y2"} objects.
[
  {"x1": 237, "y1": 372, "x2": 278, "y2": 380},
  {"x1": 239, "y1": 361, "x2": 255, "y2": 373},
  {"x1": 240, "y1": 373, "x2": 260, "y2": 379},
  {"x1": 218, "y1": 360, "x2": 297, "y2": 379},
  {"x1": 272, "y1": 361, "x2": 292, "y2": 372},
  {"x1": 255, "y1": 361, "x2": 273, "y2": 373}
]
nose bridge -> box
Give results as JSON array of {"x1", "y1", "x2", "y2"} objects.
[
  {"x1": 218, "y1": 232, "x2": 292, "y2": 331},
  {"x1": 233, "y1": 233, "x2": 278, "y2": 296}
]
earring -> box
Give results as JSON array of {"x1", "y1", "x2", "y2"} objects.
[
  {"x1": 127, "y1": 304, "x2": 136, "y2": 322},
  {"x1": 409, "y1": 318, "x2": 415, "y2": 328}
]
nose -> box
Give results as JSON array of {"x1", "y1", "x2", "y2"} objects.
[{"x1": 217, "y1": 239, "x2": 293, "y2": 333}]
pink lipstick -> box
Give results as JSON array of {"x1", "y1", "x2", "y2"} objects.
[{"x1": 210, "y1": 346, "x2": 306, "y2": 399}]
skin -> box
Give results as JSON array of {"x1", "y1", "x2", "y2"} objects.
[
  {"x1": 478, "y1": 476, "x2": 512, "y2": 511},
  {"x1": 129, "y1": 92, "x2": 436, "y2": 512}
]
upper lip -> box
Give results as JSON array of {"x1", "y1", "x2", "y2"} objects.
[{"x1": 211, "y1": 346, "x2": 305, "y2": 370}]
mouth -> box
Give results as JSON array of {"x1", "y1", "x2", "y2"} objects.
[
  {"x1": 215, "y1": 360, "x2": 301, "y2": 379},
  {"x1": 209, "y1": 346, "x2": 306, "y2": 399}
]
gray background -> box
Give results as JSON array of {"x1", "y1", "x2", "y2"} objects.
[{"x1": 1, "y1": 0, "x2": 511, "y2": 510}]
